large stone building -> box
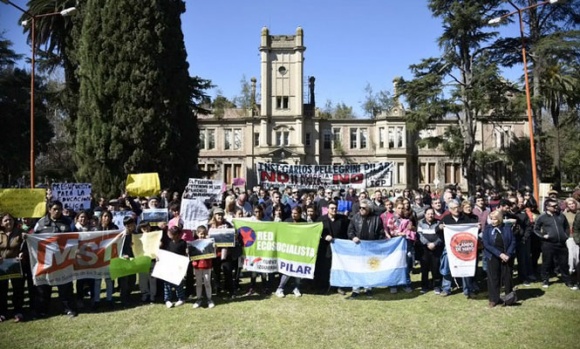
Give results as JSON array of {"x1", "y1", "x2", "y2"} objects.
[{"x1": 197, "y1": 27, "x2": 530, "y2": 191}]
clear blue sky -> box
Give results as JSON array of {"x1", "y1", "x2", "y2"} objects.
[{"x1": 0, "y1": 0, "x2": 522, "y2": 116}]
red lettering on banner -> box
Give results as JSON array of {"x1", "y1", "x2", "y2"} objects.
[
  {"x1": 35, "y1": 233, "x2": 121, "y2": 276},
  {"x1": 332, "y1": 173, "x2": 364, "y2": 185},
  {"x1": 260, "y1": 171, "x2": 290, "y2": 183}
]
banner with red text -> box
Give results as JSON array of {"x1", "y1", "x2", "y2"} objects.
[
  {"x1": 443, "y1": 224, "x2": 479, "y2": 278},
  {"x1": 257, "y1": 162, "x2": 393, "y2": 190},
  {"x1": 26, "y1": 231, "x2": 125, "y2": 286}
]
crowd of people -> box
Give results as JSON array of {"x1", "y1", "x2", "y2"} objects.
[{"x1": 1, "y1": 183, "x2": 579, "y2": 322}]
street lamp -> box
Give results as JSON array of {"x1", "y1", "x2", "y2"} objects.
[
  {"x1": 1, "y1": 0, "x2": 76, "y2": 188},
  {"x1": 488, "y1": 0, "x2": 558, "y2": 204}
]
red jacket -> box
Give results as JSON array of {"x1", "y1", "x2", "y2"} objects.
[{"x1": 192, "y1": 258, "x2": 212, "y2": 269}]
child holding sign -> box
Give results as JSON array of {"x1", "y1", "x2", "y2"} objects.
[
  {"x1": 160, "y1": 226, "x2": 187, "y2": 308},
  {"x1": 192, "y1": 226, "x2": 214, "y2": 309}
]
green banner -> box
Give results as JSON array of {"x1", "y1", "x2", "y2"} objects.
[
  {"x1": 233, "y1": 220, "x2": 322, "y2": 279},
  {"x1": 109, "y1": 256, "x2": 152, "y2": 279}
]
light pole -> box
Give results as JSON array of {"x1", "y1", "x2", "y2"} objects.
[
  {"x1": 488, "y1": 0, "x2": 558, "y2": 204},
  {"x1": 1, "y1": 1, "x2": 76, "y2": 188}
]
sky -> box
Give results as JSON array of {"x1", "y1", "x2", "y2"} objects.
[{"x1": 0, "y1": 0, "x2": 524, "y2": 117}]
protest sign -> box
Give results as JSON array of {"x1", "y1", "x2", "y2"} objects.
[
  {"x1": 0, "y1": 189, "x2": 46, "y2": 218},
  {"x1": 151, "y1": 249, "x2": 190, "y2": 285},
  {"x1": 180, "y1": 199, "x2": 209, "y2": 230},
  {"x1": 182, "y1": 178, "x2": 223, "y2": 204},
  {"x1": 209, "y1": 228, "x2": 236, "y2": 247},
  {"x1": 232, "y1": 178, "x2": 246, "y2": 186},
  {"x1": 125, "y1": 173, "x2": 160, "y2": 197},
  {"x1": 443, "y1": 223, "x2": 479, "y2": 277},
  {"x1": 233, "y1": 220, "x2": 322, "y2": 279},
  {"x1": 112, "y1": 211, "x2": 134, "y2": 230},
  {"x1": 109, "y1": 256, "x2": 152, "y2": 280},
  {"x1": 140, "y1": 208, "x2": 168, "y2": 226},
  {"x1": 330, "y1": 237, "x2": 407, "y2": 288},
  {"x1": 0, "y1": 258, "x2": 22, "y2": 280},
  {"x1": 132, "y1": 231, "x2": 163, "y2": 258},
  {"x1": 188, "y1": 239, "x2": 216, "y2": 260},
  {"x1": 51, "y1": 183, "x2": 92, "y2": 211},
  {"x1": 257, "y1": 162, "x2": 394, "y2": 190},
  {"x1": 26, "y1": 231, "x2": 125, "y2": 285}
]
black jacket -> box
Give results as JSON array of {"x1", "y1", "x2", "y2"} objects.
[
  {"x1": 347, "y1": 213, "x2": 384, "y2": 241},
  {"x1": 534, "y1": 212, "x2": 569, "y2": 244}
]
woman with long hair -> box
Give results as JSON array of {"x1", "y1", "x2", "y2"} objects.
[{"x1": 0, "y1": 213, "x2": 25, "y2": 322}]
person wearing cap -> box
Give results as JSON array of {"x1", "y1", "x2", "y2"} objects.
[
  {"x1": 208, "y1": 208, "x2": 237, "y2": 298},
  {"x1": 534, "y1": 198, "x2": 573, "y2": 289}
]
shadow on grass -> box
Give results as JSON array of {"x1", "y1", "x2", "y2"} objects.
[{"x1": 515, "y1": 288, "x2": 545, "y2": 301}]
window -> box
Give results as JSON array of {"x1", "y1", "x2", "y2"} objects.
[
  {"x1": 360, "y1": 128, "x2": 368, "y2": 149},
  {"x1": 445, "y1": 163, "x2": 460, "y2": 184},
  {"x1": 428, "y1": 163, "x2": 436, "y2": 183},
  {"x1": 397, "y1": 163, "x2": 405, "y2": 185},
  {"x1": 333, "y1": 128, "x2": 342, "y2": 149},
  {"x1": 234, "y1": 164, "x2": 242, "y2": 179},
  {"x1": 224, "y1": 129, "x2": 232, "y2": 150},
  {"x1": 224, "y1": 128, "x2": 242, "y2": 150},
  {"x1": 305, "y1": 133, "x2": 311, "y2": 146},
  {"x1": 420, "y1": 162, "x2": 437, "y2": 183},
  {"x1": 199, "y1": 130, "x2": 206, "y2": 149},
  {"x1": 233, "y1": 128, "x2": 241, "y2": 150},
  {"x1": 276, "y1": 131, "x2": 289, "y2": 146},
  {"x1": 379, "y1": 127, "x2": 385, "y2": 148},
  {"x1": 323, "y1": 129, "x2": 332, "y2": 149},
  {"x1": 224, "y1": 164, "x2": 232, "y2": 184},
  {"x1": 207, "y1": 129, "x2": 215, "y2": 150},
  {"x1": 350, "y1": 128, "x2": 358, "y2": 149},
  {"x1": 254, "y1": 132, "x2": 259, "y2": 147},
  {"x1": 396, "y1": 127, "x2": 404, "y2": 148},
  {"x1": 276, "y1": 96, "x2": 289, "y2": 109},
  {"x1": 388, "y1": 127, "x2": 395, "y2": 148},
  {"x1": 207, "y1": 164, "x2": 216, "y2": 179},
  {"x1": 495, "y1": 126, "x2": 512, "y2": 149}
]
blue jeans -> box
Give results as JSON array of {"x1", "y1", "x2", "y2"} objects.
[
  {"x1": 442, "y1": 274, "x2": 453, "y2": 293},
  {"x1": 163, "y1": 280, "x2": 185, "y2": 302}
]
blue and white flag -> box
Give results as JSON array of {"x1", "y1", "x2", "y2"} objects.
[{"x1": 330, "y1": 237, "x2": 407, "y2": 288}]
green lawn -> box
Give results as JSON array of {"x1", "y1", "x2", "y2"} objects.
[{"x1": 4, "y1": 275, "x2": 580, "y2": 349}]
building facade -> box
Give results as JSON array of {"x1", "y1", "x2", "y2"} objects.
[{"x1": 197, "y1": 27, "x2": 530, "y2": 191}]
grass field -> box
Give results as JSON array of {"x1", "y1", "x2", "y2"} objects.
[{"x1": 3, "y1": 273, "x2": 580, "y2": 349}]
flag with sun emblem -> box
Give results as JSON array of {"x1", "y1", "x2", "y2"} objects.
[{"x1": 330, "y1": 237, "x2": 407, "y2": 287}]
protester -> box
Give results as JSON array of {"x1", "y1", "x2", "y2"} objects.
[
  {"x1": 0, "y1": 213, "x2": 25, "y2": 322},
  {"x1": 192, "y1": 226, "x2": 214, "y2": 308},
  {"x1": 346, "y1": 199, "x2": 385, "y2": 298},
  {"x1": 33, "y1": 200, "x2": 77, "y2": 317},
  {"x1": 93, "y1": 211, "x2": 118, "y2": 310},
  {"x1": 137, "y1": 222, "x2": 158, "y2": 304},
  {"x1": 534, "y1": 198, "x2": 573, "y2": 288},
  {"x1": 417, "y1": 208, "x2": 443, "y2": 294},
  {"x1": 160, "y1": 225, "x2": 187, "y2": 308},
  {"x1": 483, "y1": 210, "x2": 516, "y2": 307},
  {"x1": 74, "y1": 210, "x2": 96, "y2": 309},
  {"x1": 118, "y1": 216, "x2": 137, "y2": 306}
]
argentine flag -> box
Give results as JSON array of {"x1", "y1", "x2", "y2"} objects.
[{"x1": 330, "y1": 237, "x2": 407, "y2": 288}]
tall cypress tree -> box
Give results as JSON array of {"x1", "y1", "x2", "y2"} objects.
[{"x1": 75, "y1": 0, "x2": 202, "y2": 197}]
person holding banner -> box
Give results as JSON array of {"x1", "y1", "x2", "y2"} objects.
[
  {"x1": 192, "y1": 226, "x2": 214, "y2": 309},
  {"x1": 483, "y1": 210, "x2": 516, "y2": 307},
  {"x1": 92, "y1": 211, "x2": 118, "y2": 310},
  {"x1": 160, "y1": 226, "x2": 187, "y2": 308},
  {"x1": 0, "y1": 213, "x2": 25, "y2": 322},
  {"x1": 74, "y1": 210, "x2": 96, "y2": 310},
  {"x1": 208, "y1": 208, "x2": 237, "y2": 298},
  {"x1": 386, "y1": 201, "x2": 416, "y2": 294},
  {"x1": 346, "y1": 199, "x2": 386, "y2": 299},
  {"x1": 276, "y1": 207, "x2": 307, "y2": 298},
  {"x1": 417, "y1": 208, "x2": 444, "y2": 295},
  {"x1": 33, "y1": 200, "x2": 77, "y2": 318}
]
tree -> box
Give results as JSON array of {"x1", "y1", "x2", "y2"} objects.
[
  {"x1": 318, "y1": 99, "x2": 355, "y2": 119},
  {"x1": 211, "y1": 92, "x2": 236, "y2": 118},
  {"x1": 361, "y1": 82, "x2": 394, "y2": 118},
  {"x1": 398, "y1": 0, "x2": 519, "y2": 193},
  {"x1": 490, "y1": 0, "x2": 580, "y2": 182},
  {"x1": 0, "y1": 36, "x2": 53, "y2": 186},
  {"x1": 75, "y1": 0, "x2": 209, "y2": 197}
]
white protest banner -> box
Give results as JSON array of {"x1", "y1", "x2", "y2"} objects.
[
  {"x1": 179, "y1": 178, "x2": 223, "y2": 230},
  {"x1": 257, "y1": 162, "x2": 394, "y2": 190},
  {"x1": 443, "y1": 223, "x2": 479, "y2": 277},
  {"x1": 51, "y1": 183, "x2": 92, "y2": 211},
  {"x1": 151, "y1": 249, "x2": 189, "y2": 285},
  {"x1": 26, "y1": 231, "x2": 125, "y2": 286}
]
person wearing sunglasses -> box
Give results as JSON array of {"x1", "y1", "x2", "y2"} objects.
[
  {"x1": 346, "y1": 199, "x2": 385, "y2": 299},
  {"x1": 533, "y1": 198, "x2": 572, "y2": 289}
]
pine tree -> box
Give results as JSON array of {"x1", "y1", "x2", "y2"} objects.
[{"x1": 75, "y1": 0, "x2": 207, "y2": 197}]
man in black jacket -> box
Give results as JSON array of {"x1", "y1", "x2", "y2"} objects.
[
  {"x1": 533, "y1": 198, "x2": 572, "y2": 288},
  {"x1": 315, "y1": 201, "x2": 350, "y2": 294},
  {"x1": 346, "y1": 199, "x2": 385, "y2": 298}
]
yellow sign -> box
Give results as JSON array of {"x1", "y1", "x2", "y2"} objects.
[
  {"x1": 0, "y1": 189, "x2": 46, "y2": 218},
  {"x1": 125, "y1": 173, "x2": 160, "y2": 198},
  {"x1": 132, "y1": 231, "x2": 163, "y2": 258}
]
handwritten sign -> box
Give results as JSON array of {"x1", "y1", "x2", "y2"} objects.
[
  {"x1": 0, "y1": 189, "x2": 46, "y2": 218},
  {"x1": 51, "y1": 183, "x2": 92, "y2": 211}
]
